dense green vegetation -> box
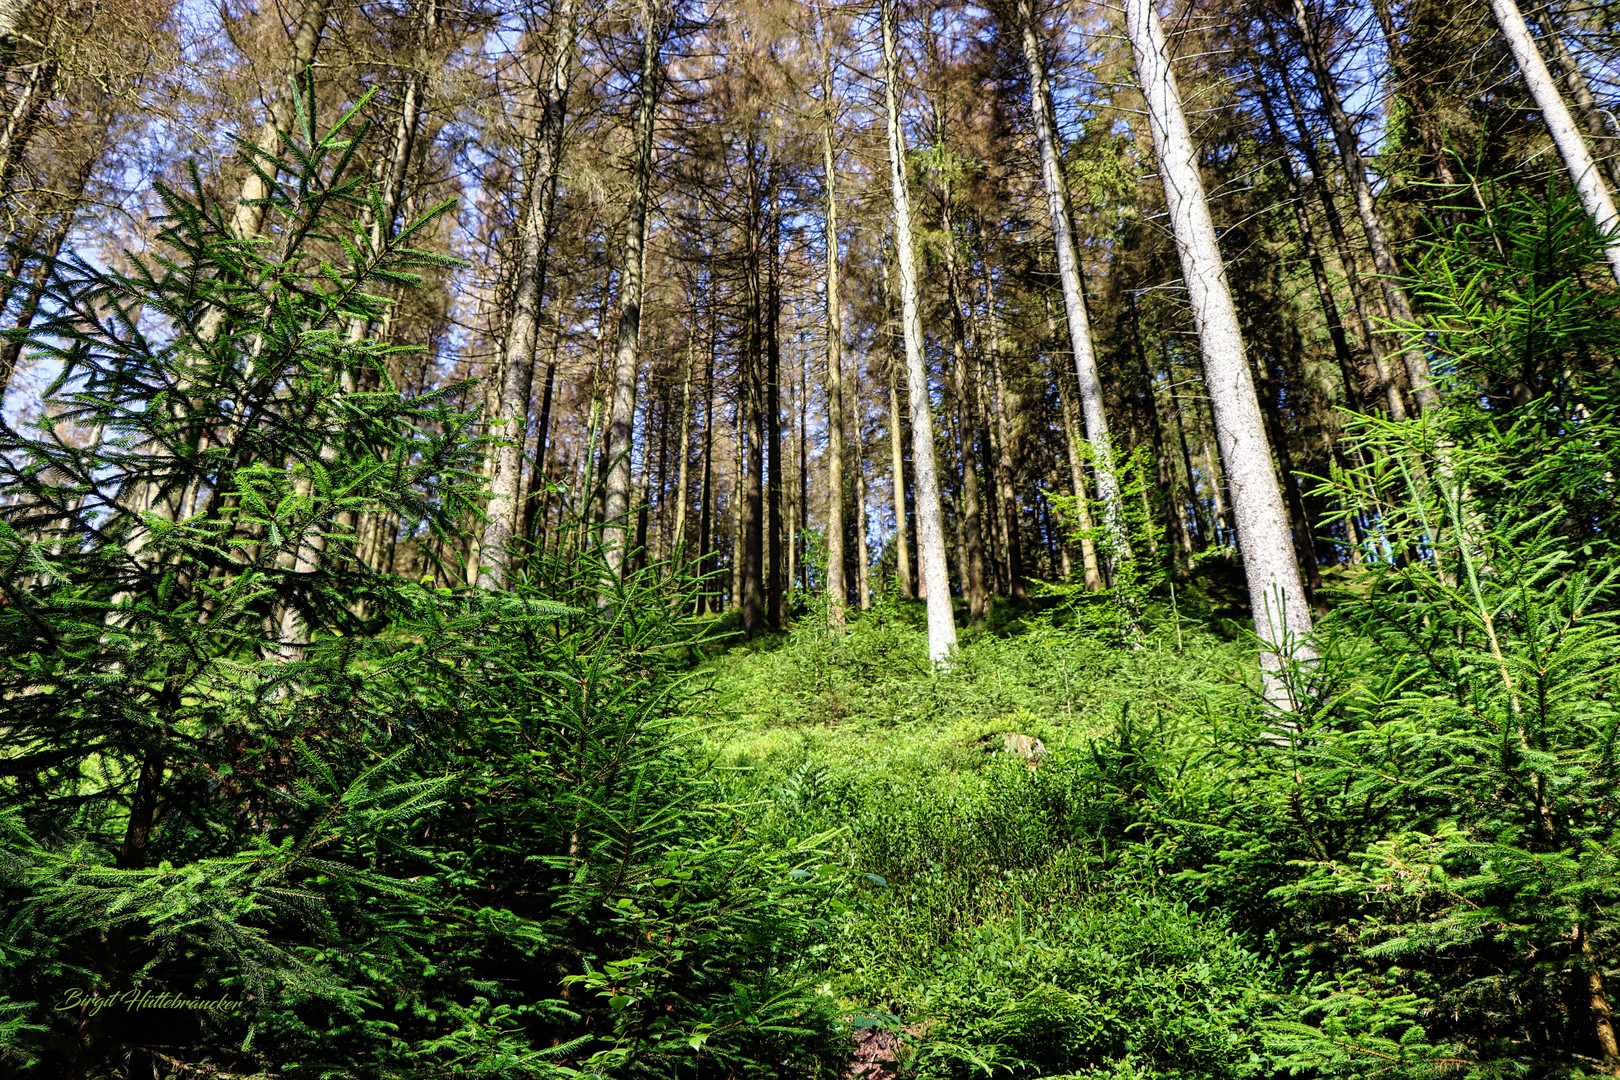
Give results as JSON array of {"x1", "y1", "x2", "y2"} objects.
[{"x1": 6, "y1": 75, "x2": 1620, "y2": 1080}]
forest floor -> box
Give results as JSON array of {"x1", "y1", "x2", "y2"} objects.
[{"x1": 672, "y1": 566, "x2": 1328, "y2": 1078}]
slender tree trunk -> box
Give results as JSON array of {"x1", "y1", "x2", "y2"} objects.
[
  {"x1": 602, "y1": 0, "x2": 664, "y2": 580},
  {"x1": 0, "y1": 54, "x2": 53, "y2": 205},
  {"x1": 522, "y1": 330, "x2": 562, "y2": 548},
  {"x1": 1490, "y1": 0, "x2": 1620, "y2": 285},
  {"x1": 1168, "y1": 373, "x2": 1211, "y2": 550},
  {"x1": 0, "y1": 164, "x2": 85, "y2": 394},
  {"x1": 733, "y1": 401, "x2": 746, "y2": 612},
  {"x1": 882, "y1": 0, "x2": 956, "y2": 664},
  {"x1": 978, "y1": 266, "x2": 1026, "y2": 599},
  {"x1": 477, "y1": 0, "x2": 577, "y2": 587},
  {"x1": 1533, "y1": 2, "x2": 1620, "y2": 194},
  {"x1": 1054, "y1": 346, "x2": 1104, "y2": 590},
  {"x1": 1288, "y1": 0, "x2": 1439, "y2": 410},
  {"x1": 855, "y1": 413, "x2": 871, "y2": 611},
  {"x1": 1369, "y1": 0, "x2": 1460, "y2": 189},
  {"x1": 1128, "y1": 0, "x2": 1316, "y2": 705},
  {"x1": 1018, "y1": 0, "x2": 1134, "y2": 576},
  {"x1": 887, "y1": 358, "x2": 913, "y2": 598},
  {"x1": 1253, "y1": 85, "x2": 1368, "y2": 414},
  {"x1": 1126, "y1": 289, "x2": 1188, "y2": 576}
]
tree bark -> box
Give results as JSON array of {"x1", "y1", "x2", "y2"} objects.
[
  {"x1": 1127, "y1": 0, "x2": 1316, "y2": 705},
  {"x1": 477, "y1": 0, "x2": 577, "y2": 587},
  {"x1": 882, "y1": 0, "x2": 956, "y2": 664},
  {"x1": 1532, "y1": 2, "x2": 1620, "y2": 195},
  {"x1": 228, "y1": 0, "x2": 334, "y2": 242},
  {"x1": 1490, "y1": 0, "x2": 1620, "y2": 285},
  {"x1": 671, "y1": 300, "x2": 696, "y2": 557},
  {"x1": 601, "y1": 0, "x2": 664, "y2": 580},
  {"x1": 887, "y1": 355, "x2": 914, "y2": 598},
  {"x1": 1054, "y1": 359, "x2": 1104, "y2": 590},
  {"x1": 1018, "y1": 0, "x2": 1135, "y2": 577}
]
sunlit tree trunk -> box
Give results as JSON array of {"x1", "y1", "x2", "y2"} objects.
[
  {"x1": 1490, "y1": 0, "x2": 1620, "y2": 285},
  {"x1": 477, "y1": 0, "x2": 577, "y2": 587},
  {"x1": 602, "y1": 0, "x2": 664, "y2": 580},
  {"x1": 1128, "y1": 0, "x2": 1315, "y2": 705},
  {"x1": 1017, "y1": 0, "x2": 1134, "y2": 579},
  {"x1": 882, "y1": 0, "x2": 956, "y2": 663},
  {"x1": 887, "y1": 357, "x2": 913, "y2": 598}
]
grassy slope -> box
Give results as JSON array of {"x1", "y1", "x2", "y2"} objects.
[{"x1": 677, "y1": 586, "x2": 1286, "y2": 1080}]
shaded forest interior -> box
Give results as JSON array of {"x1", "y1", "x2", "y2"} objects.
[{"x1": 6, "y1": 0, "x2": 1620, "y2": 1075}]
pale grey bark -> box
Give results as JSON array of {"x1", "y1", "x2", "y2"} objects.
[
  {"x1": 1492, "y1": 0, "x2": 1620, "y2": 285},
  {"x1": 1017, "y1": 0, "x2": 1134, "y2": 575},
  {"x1": 601, "y1": 0, "x2": 665, "y2": 581},
  {"x1": 1127, "y1": 0, "x2": 1315, "y2": 705},
  {"x1": 887, "y1": 359, "x2": 913, "y2": 598},
  {"x1": 476, "y1": 0, "x2": 578, "y2": 588},
  {"x1": 881, "y1": 0, "x2": 956, "y2": 665},
  {"x1": 1534, "y1": 4, "x2": 1620, "y2": 194}
]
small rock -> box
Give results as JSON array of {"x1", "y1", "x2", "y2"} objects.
[{"x1": 992, "y1": 731, "x2": 1047, "y2": 764}]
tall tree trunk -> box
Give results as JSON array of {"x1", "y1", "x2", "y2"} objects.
[
  {"x1": 882, "y1": 0, "x2": 956, "y2": 664},
  {"x1": 601, "y1": 0, "x2": 664, "y2": 580},
  {"x1": 476, "y1": 0, "x2": 577, "y2": 587},
  {"x1": 821, "y1": 56, "x2": 848, "y2": 625},
  {"x1": 1371, "y1": 0, "x2": 1462, "y2": 189},
  {"x1": 1128, "y1": 0, "x2": 1316, "y2": 705},
  {"x1": 0, "y1": 53, "x2": 53, "y2": 206},
  {"x1": 854, "y1": 381, "x2": 871, "y2": 611},
  {"x1": 887, "y1": 357, "x2": 914, "y2": 598},
  {"x1": 1018, "y1": 0, "x2": 1135, "y2": 577},
  {"x1": 1253, "y1": 82, "x2": 1368, "y2": 414},
  {"x1": 1051, "y1": 320, "x2": 1104, "y2": 590},
  {"x1": 1490, "y1": 0, "x2": 1620, "y2": 285},
  {"x1": 0, "y1": 149, "x2": 88, "y2": 393},
  {"x1": 1532, "y1": 2, "x2": 1620, "y2": 194},
  {"x1": 1287, "y1": 0, "x2": 1439, "y2": 410},
  {"x1": 521, "y1": 336, "x2": 560, "y2": 549}
]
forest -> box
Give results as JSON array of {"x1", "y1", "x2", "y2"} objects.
[{"x1": 3, "y1": 0, "x2": 1620, "y2": 1074}]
